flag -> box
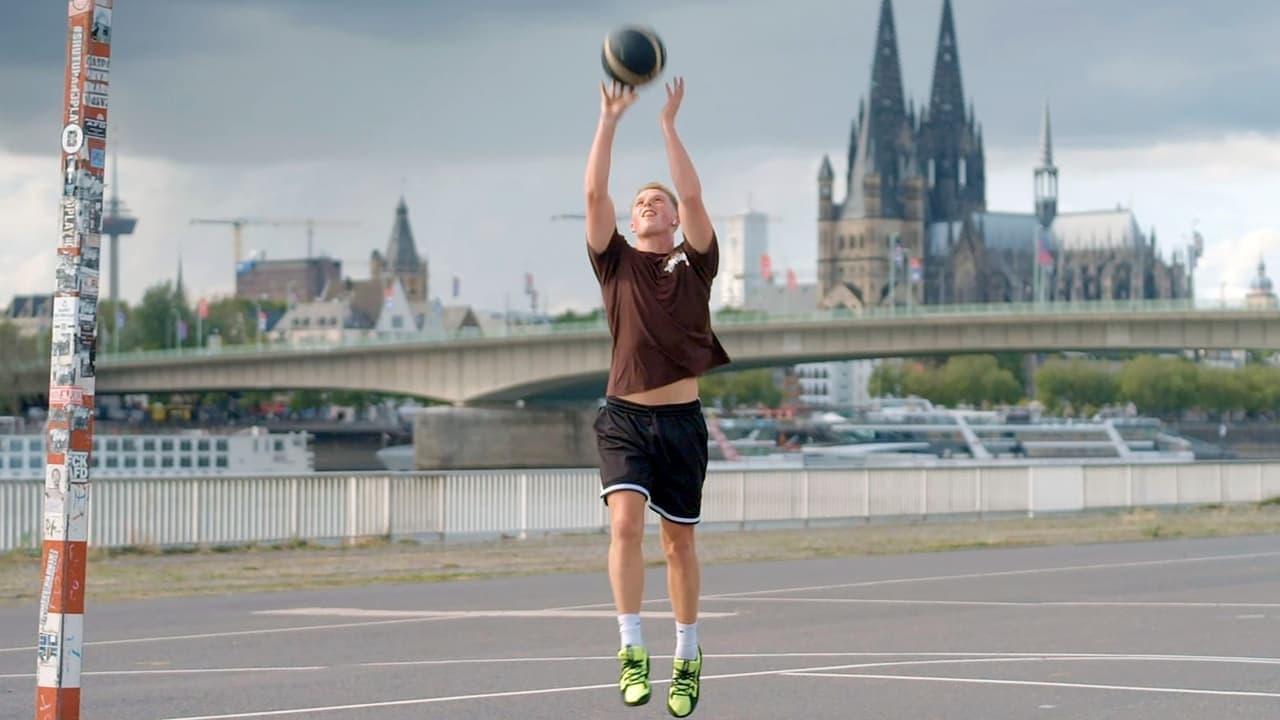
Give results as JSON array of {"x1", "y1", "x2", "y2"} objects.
[
  {"x1": 1036, "y1": 228, "x2": 1054, "y2": 267},
  {"x1": 893, "y1": 242, "x2": 904, "y2": 266},
  {"x1": 197, "y1": 298, "x2": 209, "y2": 320},
  {"x1": 909, "y1": 256, "x2": 922, "y2": 283},
  {"x1": 257, "y1": 309, "x2": 267, "y2": 332},
  {"x1": 176, "y1": 318, "x2": 188, "y2": 341},
  {"x1": 525, "y1": 272, "x2": 534, "y2": 294},
  {"x1": 760, "y1": 254, "x2": 773, "y2": 282},
  {"x1": 452, "y1": 276, "x2": 460, "y2": 298},
  {"x1": 786, "y1": 268, "x2": 797, "y2": 290},
  {"x1": 114, "y1": 308, "x2": 124, "y2": 330}
]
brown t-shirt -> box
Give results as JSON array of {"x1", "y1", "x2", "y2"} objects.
[{"x1": 588, "y1": 228, "x2": 731, "y2": 397}]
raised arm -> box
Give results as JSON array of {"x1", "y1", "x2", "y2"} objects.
[
  {"x1": 585, "y1": 81, "x2": 637, "y2": 254},
  {"x1": 660, "y1": 77, "x2": 714, "y2": 254}
]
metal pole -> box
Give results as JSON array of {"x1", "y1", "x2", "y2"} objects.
[
  {"x1": 37, "y1": 2, "x2": 112, "y2": 718},
  {"x1": 887, "y1": 234, "x2": 897, "y2": 310}
]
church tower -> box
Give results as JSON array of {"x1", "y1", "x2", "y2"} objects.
[
  {"x1": 1034, "y1": 102, "x2": 1058, "y2": 228},
  {"x1": 817, "y1": 0, "x2": 925, "y2": 308},
  {"x1": 370, "y1": 196, "x2": 429, "y2": 302},
  {"x1": 916, "y1": 0, "x2": 985, "y2": 223}
]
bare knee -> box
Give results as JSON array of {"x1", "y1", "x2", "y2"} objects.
[
  {"x1": 661, "y1": 522, "x2": 696, "y2": 561},
  {"x1": 608, "y1": 492, "x2": 647, "y2": 546}
]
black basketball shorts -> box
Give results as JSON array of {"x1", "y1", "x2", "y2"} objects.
[{"x1": 593, "y1": 396, "x2": 709, "y2": 525}]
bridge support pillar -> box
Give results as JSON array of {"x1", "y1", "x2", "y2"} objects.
[{"x1": 412, "y1": 404, "x2": 600, "y2": 469}]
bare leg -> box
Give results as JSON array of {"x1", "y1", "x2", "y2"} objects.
[
  {"x1": 660, "y1": 519, "x2": 700, "y2": 624},
  {"x1": 607, "y1": 491, "x2": 648, "y2": 615}
]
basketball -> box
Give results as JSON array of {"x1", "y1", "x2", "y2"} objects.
[{"x1": 601, "y1": 25, "x2": 666, "y2": 87}]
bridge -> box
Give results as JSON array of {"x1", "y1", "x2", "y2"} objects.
[{"x1": 20, "y1": 300, "x2": 1280, "y2": 405}]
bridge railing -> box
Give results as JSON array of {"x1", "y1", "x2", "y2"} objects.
[
  {"x1": 76, "y1": 297, "x2": 1270, "y2": 366},
  {"x1": 3, "y1": 461, "x2": 1278, "y2": 551}
]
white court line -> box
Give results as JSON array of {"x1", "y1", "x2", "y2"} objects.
[
  {"x1": 724, "y1": 597, "x2": 1280, "y2": 609},
  {"x1": 702, "y1": 549, "x2": 1280, "y2": 600},
  {"x1": 0, "y1": 615, "x2": 462, "y2": 655},
  {"x1": 252, "y1": 607, "x2": 737, "y2": 619},
  {"x1": 785, "y1": 671, "x2": 1280, "y2": 699},
  {"x1": 5, "y1": 549, "x2": 1277, "y2": 657},
  {"x1": 154, "y1": 653, "x2": 1280, "y2": 719},
  {"x1": 547, "y1": 548, "x2": 1280, "y2": 612},
  {"x1": 0, "y1": 666, "x2": 327, "y2": 680}
]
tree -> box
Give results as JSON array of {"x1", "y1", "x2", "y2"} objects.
[
  {"x1": 867, "y1": 361, "x2": 905, "y2": 398},
  {"x1": 0, "y1": 322, "x2": 40, "y2": 415},
  {"x1": 1239, "y1": 364, "x2": 1280, "y2": 417},
  {"x1": 117, "y1": 281, "x2": 193, "y2": 351},
  {"x1": 551, "y1": 307, "x2": 604, "y2": 325},
  {"x1": 699, "y1": 368, "x2": 782, "y2": 410},
  {"x1": 1118, "y1": 355, "x2": 1198, "y2": 418},
  {"x1": 1034, "y1": 357, "x2": 1119, "y2": 415},
  {"x1": 1196, "y1": 366, "x2": 1250, "y2": 419},
  {"x1": 936, "y1": 355, "x2": 1022, "y2": 407}
]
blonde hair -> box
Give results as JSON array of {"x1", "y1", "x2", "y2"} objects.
[{"x1": 634, "y1": 182, "x2": 678, "y2": 210}]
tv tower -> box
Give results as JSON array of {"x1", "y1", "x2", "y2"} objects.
[{"x1": 100, "y1": 152, "x2": 137, "y2": 309}]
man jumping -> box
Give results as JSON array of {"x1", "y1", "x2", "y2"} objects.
[{"x1": 583, "y1": 76, "x2": 731, "y2": 718}]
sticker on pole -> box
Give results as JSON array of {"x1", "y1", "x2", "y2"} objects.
[{"x1": 60, "y1": 124, "x2": 84, "y2": 155}]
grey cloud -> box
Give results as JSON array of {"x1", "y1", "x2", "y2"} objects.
[{"x1": 0, "y1": 0, "x2": 1276, "y2": 168}]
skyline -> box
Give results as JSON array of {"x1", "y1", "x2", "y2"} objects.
[{"x1": 1, "y1": 0, "x2": 1277, "y2": 313}]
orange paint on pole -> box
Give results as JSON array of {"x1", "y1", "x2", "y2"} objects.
[{"x1": 36, "y1": 1, "x2": 112, "y2": 718}]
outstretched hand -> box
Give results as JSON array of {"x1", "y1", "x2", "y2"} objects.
[
  {"x1": 660, "y1": 76, "x2": 685, "y2": 129},
  {"x1": 600, "y1": 80, "x2": 638, "y2": 122}
]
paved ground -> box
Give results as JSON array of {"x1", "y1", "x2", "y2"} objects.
[{"x1": 3, "y1": 534, "x2": 1280, "y2": 718}]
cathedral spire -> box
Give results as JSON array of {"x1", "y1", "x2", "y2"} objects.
[
  {"x1": 927, "y1": 0, "x2": 965, "y2": 125},
  {"x1": 1034, "y1": 101, "x2": 1059, "y2": 228},
  {"x1": 1039, "y1": 100, "x2": 1054, "y2": 167},
  {"x1": 841, "y1": 0, "x2": 909, "y2": 219}
]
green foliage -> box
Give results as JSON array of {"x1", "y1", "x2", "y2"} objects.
[
  {"x1": 289, "y1": 389, "x2": 327, "y2": 411},
  {"x1": 1034, "y1": 357, "x2": 1119, "y2": 414},
  {"x1": 867, "y1": 362, "x2": 905, "y2": 398},
  {"x1": 0, "y1": 322, "x2": 40, "y2": 415},
  {"x1": 1237, "y1": 364, "x2": 1280, "y2": 416},
  {"x1": 1195, "y1": 366, "x2": 1251, "y2": 417},
  {"x1": 714, "y1": 307, "x2": 768, "y2": 322},
  {"x1": 1117, "y1": 355, "x2": 1199, "y2": 418},
  {"x1": 109, "y1": 283, "x2": 289, "y2": 352},
  {"x1": 699, "y1": 368, "x2": 782, "y2": 410},
  {"x1": 874, "y1": 355, "x2": 1022, "y2": 409},
  {"x1": 551, "y1": 307, "x2": 604, "y2": 325}
]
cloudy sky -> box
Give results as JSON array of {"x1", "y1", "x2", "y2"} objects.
[{"x1": 2, "y1": 0, "x2": 1278, "y2": 314}]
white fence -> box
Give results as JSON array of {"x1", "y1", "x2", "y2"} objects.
[{"x1": 3, "y1": 462, "x2": 1280, "y2": 552}]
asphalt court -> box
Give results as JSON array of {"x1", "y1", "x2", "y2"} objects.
[{"x1": 2, "y1": 534, "x2": 1280, "y2": 718}]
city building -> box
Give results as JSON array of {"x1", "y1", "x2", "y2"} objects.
[
  {"x1": 1247, "y1": 256, "x2": 1277, "y2": 310},
  {"x1": 369, "y1": 196, "x2": 429, "y2": 303},
  {"x1": 269, "y1": 197, "x2": 482, "y2": 346},
  {"x1": 717, "y1": 210, "x2": 771, "y2": 309},
  {"x1": 817, "y1": 0, "x2": 1195, "y2": 311},
  {"x1": 3, "y1": 295, "x2": 52, "y2": 338},
  {"x1": 235, "y1": 257, "x2": 342, "y2": 305},
  {"x1": 795, "y1": 360, "x2": 878, "y2": 410}
]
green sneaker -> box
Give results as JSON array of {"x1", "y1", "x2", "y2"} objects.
[
  {"x1": 666, "y1": 647, "x2": 702, "y2": 717},
  {"x1": 617, "y1": 645, "x2": 651, "y2": 706}
]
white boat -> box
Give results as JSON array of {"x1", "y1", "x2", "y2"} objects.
[
  {"x1": 0, "y1": 426, "x2": 314, "y2": 479},
  {"x1": 708, "y1": 409, "x2": 1198, "y2": 470}
]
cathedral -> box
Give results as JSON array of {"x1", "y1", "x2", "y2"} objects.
[{"x1": 817, "y1": 0, "x2": 1196, "y2": 310}]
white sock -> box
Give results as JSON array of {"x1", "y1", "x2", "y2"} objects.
[
  {"x1": 618, "y1": 613, "x2": 643, "y2": 649},
  {"x1": 675, "y1": 621, "x2": 698, "y2": 660}
]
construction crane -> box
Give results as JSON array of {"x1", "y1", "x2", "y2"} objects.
[{"x1": 189, "y1": 217, "x2": 360, "y2": 271}]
